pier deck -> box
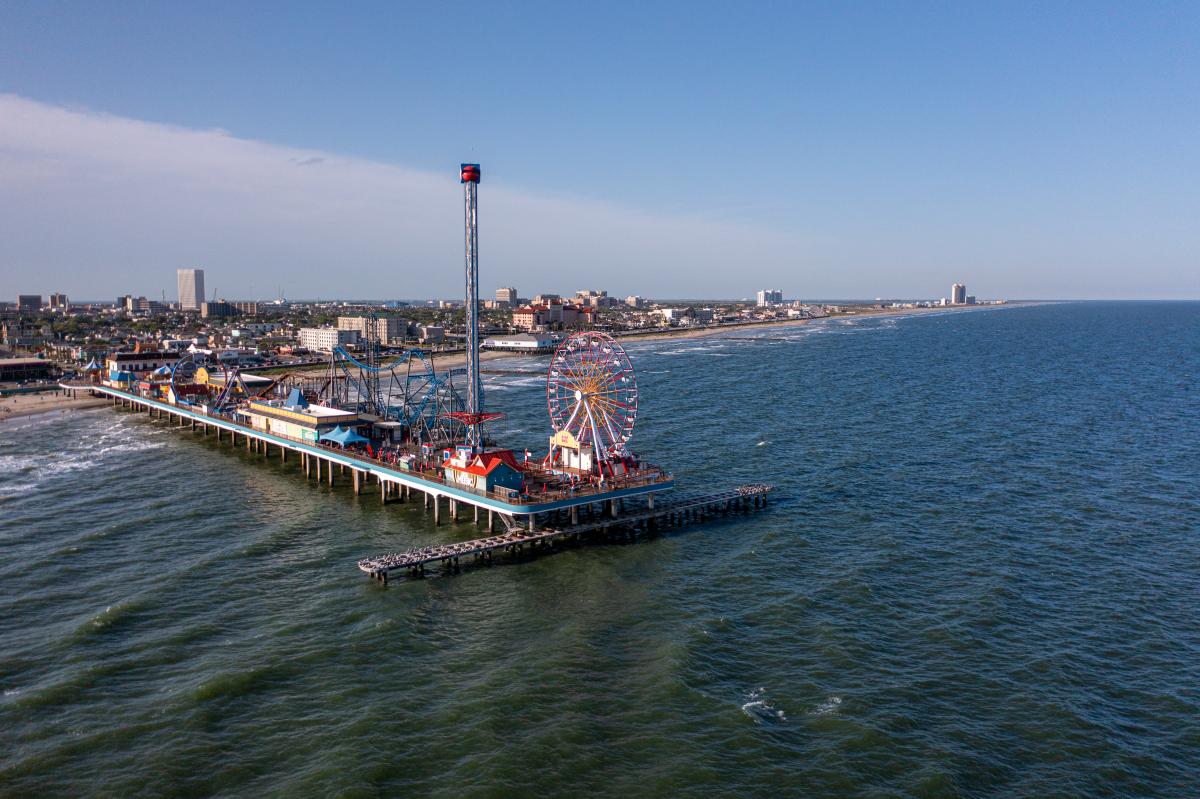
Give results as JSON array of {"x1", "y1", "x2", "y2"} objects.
[
  {"x1": 357, "y1": 484, "x2": 774, "y2": 583},
  {"x1": 61, "y1": 383, "x2": 673, "y2": 521}
]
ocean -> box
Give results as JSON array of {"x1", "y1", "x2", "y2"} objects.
[{"x1": 2, "y1": 301, "x2": 1197, "y2": 797}]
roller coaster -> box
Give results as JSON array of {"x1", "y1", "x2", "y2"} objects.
[
  {"x1": 166, "y1": 346, "x2": 466, "y2": 448},
  {"x1": 321, "y1": 346, "x2": 465, "y2": 447}
]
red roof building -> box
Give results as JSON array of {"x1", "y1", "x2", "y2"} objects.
[{"x1": 443, "y1": 448, "x2": 525, "y2": 494}]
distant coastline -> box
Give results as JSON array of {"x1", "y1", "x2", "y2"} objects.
[{"x1": 6, "y1": 303, "x2": 1027, "y2": 420}]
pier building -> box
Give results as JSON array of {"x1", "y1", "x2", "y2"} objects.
[
  {"x1": 105, "y1": 350, "x2": 175, "y2": 383},
  {"x1": 442, "y1": 447, "x2": 525, "y2": 495},
  {"x1": 242, "y1": 390, "x2": 360, "y2": 444}
]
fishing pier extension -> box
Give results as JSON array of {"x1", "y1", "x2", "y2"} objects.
[
  {"x1": 62, "y1": 163, "x2": 776, "y2": 583},
  {"x1": 358, "y1": 485, "x2": 773, "y2": 584}
]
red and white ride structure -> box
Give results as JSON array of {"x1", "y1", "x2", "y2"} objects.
[{"x1": 544, "y1": 331, "x2": 639, "y2": 479}]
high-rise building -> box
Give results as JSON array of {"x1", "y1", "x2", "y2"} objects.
[
  {"x1": 337, "y1": 315, "x2": 409, "y2": 345},
  {"x1": 177, "y1": 268, "x2": 205, "y2": 311},
  {"x1": 756, "y1": 289, "x2": 783, "y2": 307},
  {"x1": 951, "y1": 283, "x2": 967, "y2": 305},
  {"x1": 575, "y1": 289, "x2": 614, "y2": 308},
  {"x1": 124, "y1": 296, "x2": 168, "y2": 315},
  {"x1": 495, "y1": 287, "x2": 518, "y2": 307},
  {"x1": 298, "y1": 327, "x2": 359, "y2": 352},
  {"x1": 201, "y1": 301, "x2": 234, "y2": 319},
  {"x1": 17, "y1": 295, "x2": 41, "y2": 311},
  {"x1": 48, "y1": 293, "x2": 69, "y2": 310}
]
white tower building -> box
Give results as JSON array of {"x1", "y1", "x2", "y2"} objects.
[{"x1": 177, "y1": 268, "x2": 205, "y2": 311}]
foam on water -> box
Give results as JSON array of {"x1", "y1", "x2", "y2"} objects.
[
  {"x1": 741, "y1": 687, "x2": 787, "y2": 723},
  {"x1": 810, "y1": 695, "x2": 842, "y2": 716}
]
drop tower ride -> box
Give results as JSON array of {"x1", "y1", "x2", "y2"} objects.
[{"x1": 458, "y1": 163, "x2": 489, "y2": 452}]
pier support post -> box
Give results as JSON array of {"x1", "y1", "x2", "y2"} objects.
[
  {"x1": 529, "y1": 514, "x2": 537, "y2": 533},
  {"x1": 380, "y1": 480, "x2": 387, "y2": 503},
  {"x1": 488, "y1": 510, "x2": 494, "y2": 532},
  {"x1": 449, "y1": 499, "x2": 457, "y2": 521},
  {"x1": 648, "y1": 493, "x2": 655, "y2": 510},
  {"x1": 353, "y1": 470, "x2": 360, "y2": 495},
  {"x1": 281, "y1": 447, "x2": 286, "y2": 463},
  {"x1": 315, "y1": 457, "x2": 321, "y2": 481},
  {"x1": 327, "y1": 460, "x2": 333, "y2": 486},
  {"x1": 474, "y1": 505, "x2": 480, "y2": 526},
  {"x1": 433, "y1": 495, "x2": 440, "y2": 525},
  {"x1": 570, "y1": 506, "x2": 579, "y2": 525},
  {"x1": 610, "y1": 499, "x2": 619, "y2": 518}
]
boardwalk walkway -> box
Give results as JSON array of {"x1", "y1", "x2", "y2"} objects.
[{"x1": 358, "y1": 484, "x2": 774, "y2": 582}]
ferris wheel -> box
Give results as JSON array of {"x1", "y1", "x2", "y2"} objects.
[{"x1": 546, "y1": 331, "x2": 638, "y2": 463}]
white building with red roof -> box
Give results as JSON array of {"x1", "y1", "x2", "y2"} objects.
[{"x1": 442, "y1": 447, "x2": 526, "y2": 495}]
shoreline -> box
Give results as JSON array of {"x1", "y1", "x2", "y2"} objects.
[
  {"x1": 436, "y1": 302, "x2": 1022, "y2": 370},
  {"x1": 12, "y1": 304, "x2": 1024, "y2": 411},
  {"x1": 0, "y1": 391, "x2": 110, "y2": 422}
]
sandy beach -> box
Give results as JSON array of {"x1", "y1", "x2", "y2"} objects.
[{"x1": 0, "y1": 390, "x2": 109, "y2": 422}]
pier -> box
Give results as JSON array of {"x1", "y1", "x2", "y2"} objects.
[
  {"x1": 357, "y1": 485, "x2": 773, "y2": 583},
  {"x1": 62, "y1": 382, "x2": 674, "y2": 526}
]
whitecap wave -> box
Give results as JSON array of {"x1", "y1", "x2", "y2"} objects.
[
  {"x1": 810, "y1": 695, "x2": 842, "y2": 716},
  {"x1": 741, "y1": 687, "x2": 786, "y2": 723}
]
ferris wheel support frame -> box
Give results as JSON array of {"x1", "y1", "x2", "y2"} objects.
[{"x1": 544, "y1": 331, "x2": 639, "y2": 473}]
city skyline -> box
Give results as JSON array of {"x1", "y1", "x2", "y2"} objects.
[{"x1": 1, "y1": 4, "x2": 1198, "y2": 300}]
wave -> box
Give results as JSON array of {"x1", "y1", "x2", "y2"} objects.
[
  {"x1": 741, "y1": 687, "x2": 787, "y2": 723},
  {"x1": 189, "y1": 660, "x2": 302, "y2": 704},
  {"x1": 64, "y1": 597, "x2": 152, "y2": 644}
]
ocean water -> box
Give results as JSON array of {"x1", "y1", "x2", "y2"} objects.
[{"x1": 1, "y1": 301, "x2": 1197, "y2": 797}]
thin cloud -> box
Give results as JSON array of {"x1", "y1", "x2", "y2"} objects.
[{"x1": 0, "y1": 93, "x2": 802, "y2": 300}]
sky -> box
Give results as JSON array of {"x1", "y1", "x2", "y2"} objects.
[{"x1": 1, "y1": 1, "x2": 1197, "y2": 301}]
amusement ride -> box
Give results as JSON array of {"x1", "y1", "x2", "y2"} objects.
[{"x1": 544, "y1": 332, "x2": 639, "y2": 479}]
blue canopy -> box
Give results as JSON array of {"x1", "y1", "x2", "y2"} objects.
[
  {"x1": 318, "y1": 425, "x2": 369, "y2": 447},
  {"x1": 286, "y1": 387, "x2": 309, "y2": 408},
  {"x1": 153, "y1": 365, "x2": 172, "y2": 376},
  {"x1": 83, "y1": 359, "x2": 102, "y2": 372}
]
